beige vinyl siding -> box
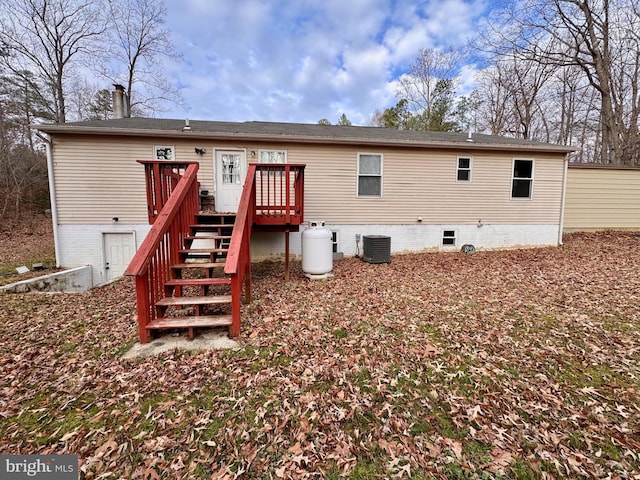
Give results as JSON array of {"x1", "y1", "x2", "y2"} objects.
[
  {"x1": 52, "y1": 134, "x2": 565, "y2": 226},
  {"x1": 53, "y1": 135, "x2": 216, "y2": 224},
  {"x1": 564, "y1": 166, "x2": 640, "y2": 231},
  {"x1": 284, "y1": 145, "x2": 564, "y2": 225}
]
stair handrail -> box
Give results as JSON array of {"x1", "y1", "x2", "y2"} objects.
[
  {"x1": 224, "y1": 164, "x2": 257, "y2": 337},
  {"x1": 125, "y1": 160, "x2": 200, "y2": 343},
  {"x1": 224, "y1": 163, "x2": 305, "y2": 336}
]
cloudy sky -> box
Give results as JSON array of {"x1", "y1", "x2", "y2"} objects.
[{"x1": 163, "y1": 0, "x2": 495, "y2": 125}]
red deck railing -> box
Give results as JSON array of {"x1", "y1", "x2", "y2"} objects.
[
  {"x1": 139, "y1": 160, "x2": 197, "y2": 224},
  {"x1": 125, "y1": 161, "x2": 200, "y2": 343},
  {"x1": 253, "y1": 164, "x2": 305, "y2": 225},
  {"x1": 224, "y1": 164, "x2": 257, "y2": 337},
  {"x1": 225, "y1": 163, "x2": 305, "y2": 334},
  {"x1": 127, "y1": 161, "x2": 305, "y2": 342}
]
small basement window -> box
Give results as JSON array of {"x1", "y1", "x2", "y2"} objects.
[
  {"x1": 442, "y1": 230, "x2": 456, "y2": 246},
  {"x1": 457, "y1": 157, "x2": 472, "y2": 181}
]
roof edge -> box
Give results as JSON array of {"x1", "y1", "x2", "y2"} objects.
[
  {"x1": 569, "y1": 162, "x2": 640, "y2": 170},
  {"x1": 34, "y1": 123, "x2": 576, "y2": 154}
]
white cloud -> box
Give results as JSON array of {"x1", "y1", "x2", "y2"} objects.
[{"x1": 162, "y1": 0, "x2": 493, "y2": 124}]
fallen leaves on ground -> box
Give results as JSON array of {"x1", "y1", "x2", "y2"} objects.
[
  {"x1": 0, "y1": 215, "x2": 56, "y2": 283},
  {"x1": 0, "y1": 231, "x2": 639, "y2": 479}
]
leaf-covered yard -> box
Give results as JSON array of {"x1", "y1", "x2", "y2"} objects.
[{"x1": 0, "y1": 232, "x2": 639, "y2": 479}]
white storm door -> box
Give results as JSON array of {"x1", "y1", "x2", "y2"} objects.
[
  {"x1": 103, "y1": 232, "x2": 135, "y2": 283},
  {"x1": 215, "y1": 150, "x2": 245, "y2": 212}
]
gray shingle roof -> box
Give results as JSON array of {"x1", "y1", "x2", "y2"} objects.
[{"x1": 35, "y1": 118, "x2": 575, "y2": 153}]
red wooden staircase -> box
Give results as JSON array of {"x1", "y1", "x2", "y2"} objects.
[
  {"x1": 125, "y1": 160, "x2": 305, "y2": 343},
  {"x1": 150, "y1": 212, "x2": 235, "y2": 340}
]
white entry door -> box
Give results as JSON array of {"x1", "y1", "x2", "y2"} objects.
[
  {"x1": 215, "y1": 150, "x2": 246, "y2": 212},
  {"x1": 103, "y1": 232, "x2": 136, "y2": 283}
]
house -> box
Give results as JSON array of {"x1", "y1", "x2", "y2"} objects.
[
  {"x1": 36, "y1": 118, "x2": 573, "y2": 285},
  {"x1": 35, "y1": 113, "x2": 573, "y2": 341},
  {"x1": 564, "y1": 164, "x2": 640, "y2": 232}
]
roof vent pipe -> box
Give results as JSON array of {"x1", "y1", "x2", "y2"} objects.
[
  {"x1": 112, "y1": 84, "x2": 129, "y2": 119},
  {"x1": 466, "y1": 131, "x2": 474, "y2": 142}
]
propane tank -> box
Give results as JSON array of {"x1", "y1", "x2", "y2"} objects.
[{"x1": 301, "y1": 221, "x2": 333, "y2": 277}]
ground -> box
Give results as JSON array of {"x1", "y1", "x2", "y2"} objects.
[
  {"x1": 0, "y1": 215, "x2": 56, "y2": 285},
  {"x1": 0, "y1": 230, "x2": 639, "y2": 479}
]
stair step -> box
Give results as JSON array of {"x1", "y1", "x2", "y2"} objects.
[
  {"x1": 185, "y1": 235, "x2": 232, "y2": 241},
  {"x1": 197, "y1": 213, "x2": 236, "y2": 221},
  {"x1": 165, "y1": 278, "x2": 231, "y2": 287},
  {"x1": 147, "y1": 315, "x2": 233, "y2": 329},
  {"x1": 156, "y1": 295, "x2": 232, "y2": 307},
  {"x1": 191, "y1": 224, "x2": 235, "y2": 230},
  {"x1": 179, "y1": 248, "x2": 228, "y2": 255},
  {"x1": 172, "y1": 262, "x2": 226, "y2": 270}
]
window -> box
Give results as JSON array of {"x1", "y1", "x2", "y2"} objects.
[
  {"x1": 259, "y1": 150, "x2": 286, "y2": 164},
  {"x1": 154, "y1": 145, "x2": 174, "y2": 160},
  {"x1": 442, "y1": 230, "x2": 456, "y2": 246},
  {"x1": 358, "y1": 153, "x2": 382, "y2": 197},
  {"x1": 221, "y1": 153, "x2": 241, "y2": 184},
  {"x1": 457, "y1": 157, "x2": 472, "y2": 181},
  {"x1": 259, "y1": 150, "x2": 286, "y2": 178},
  {"x1": 511, "y1": 159, "x2": 534, "y2": 198}
]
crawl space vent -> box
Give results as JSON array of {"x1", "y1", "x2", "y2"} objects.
[{"x1": 362, "y1": 235, "x2": 391, "y2": 264}]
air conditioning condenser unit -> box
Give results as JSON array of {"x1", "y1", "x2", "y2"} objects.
[{"x1": 362, "y1": 235, "x2": 391, "y2": 263}]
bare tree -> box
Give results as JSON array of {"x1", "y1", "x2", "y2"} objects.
[
  {"x1": 396, "y1": 48, "x2": 464, "y2": 127},
  {"x1": 482, "y1": 0, "x2": 640, "y2": 165},
  {"x1": 104, "y1": 0, "x2": 182, "y2": 116},
  {"x1": 367, "y1": 109, "x2": 385, "y2": 127},
  {"x1": 0, "y1": 0, "x2": 107, "y2": 123},
  {"x1": 475, "y1": 66, "x2": 511, "y2": 135}
]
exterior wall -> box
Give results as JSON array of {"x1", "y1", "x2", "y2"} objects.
[
  {"x1": 290, "y1": 146, "x2": 564, "y2": 226},
  {"x1": 51, "y1": 134, "x2": 565, "y2": 227},
  {"x1": 49, "y1": 133, "x2": 567, "y2": 281},
  {"x1": 251, "y1": 223, "x2": 561, "y2": 261},
  {"x1": 56, "y1": 224, "x2": 150, "y2": 286},
  {"x1": 51, "y1": 135, "x2": 215, "y2": 224},
  {"x1": 564, "y1": 165, "x2": 640, "y2": 232}
]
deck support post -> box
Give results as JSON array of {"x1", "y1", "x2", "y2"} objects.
[
  {"x1": 135, "y1": 275, "x2": 152, "y2": 344},
  {"x1": 284, "y1": 229, "x2": 290, "y2": 281}
]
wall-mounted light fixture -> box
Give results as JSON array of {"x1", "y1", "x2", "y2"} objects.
[
  {"x1": 112, "y1": 217, "x2": 119, "y2": 224},
  {"x1": 250, "y1": 150, "x2": 256, "y2": 157},
  {"x1": 195, "y1": 147, "x2": 207, "y2": 155}
]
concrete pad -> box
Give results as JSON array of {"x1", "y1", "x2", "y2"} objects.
[{"x1": 122, "y1": 328, "x2": 239, "y2": 359}]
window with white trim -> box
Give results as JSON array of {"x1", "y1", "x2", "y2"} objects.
[
  {"x1": 457, "y1": 157, "x2": 472, "y2": 182},
  {"x1": 357, "y1": 153, "x2": 382, "y2": 197},
  {"x1": 259, "y1": 150, "x2": 286, "y2": 178},
  {"x1": 442, "y1": 230, "x2": 456, "y2": 246},
  {"x1": 259, "y1": 150, "x2": 286, "y2": 164},
  {"x1": 511, "y1": 159, "x2": 534, "y2": 199},
  {"x1": 154, "y1": 145, "x2": 174, "y2": 160}
]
